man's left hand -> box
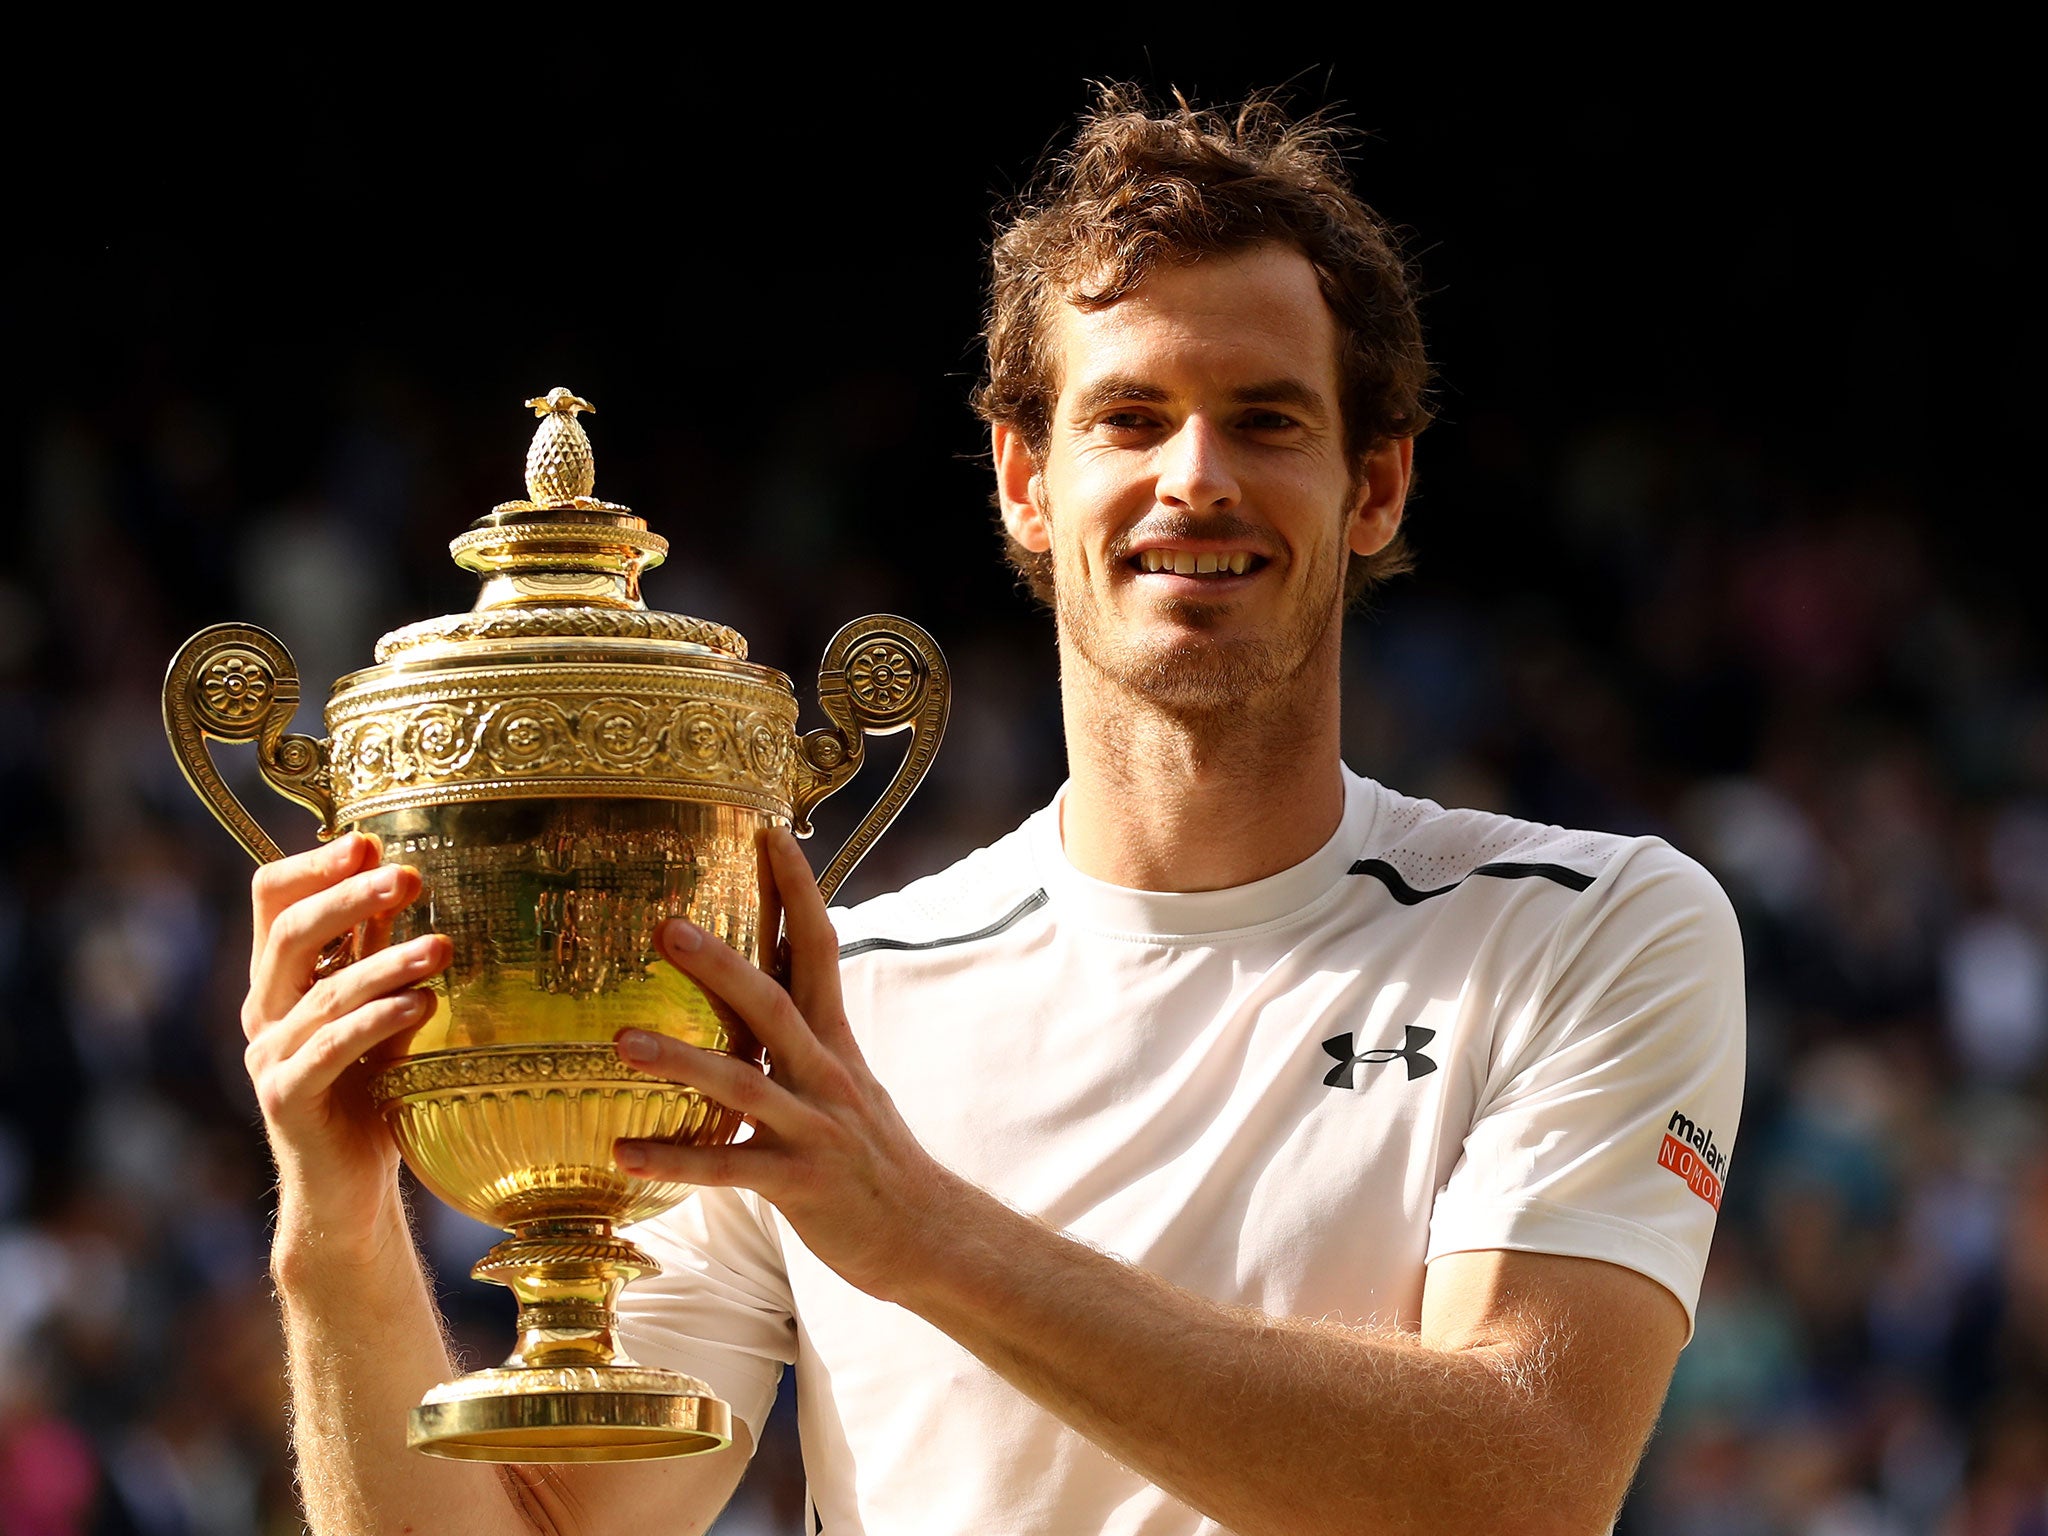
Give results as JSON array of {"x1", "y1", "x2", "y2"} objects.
[{"x1": 612, "y1": 827, "x2": 966, "y2": 1304}]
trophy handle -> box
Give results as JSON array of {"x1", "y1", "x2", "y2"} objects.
[
  {"x1": 792, "y1": 616, "x2": 951, "y2": 904},
  {"x1": 163, "y1": 623, "x2": 340, "y2": 865}
]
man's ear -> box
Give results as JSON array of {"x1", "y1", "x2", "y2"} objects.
[
  {"x1": 995, "y1": 424, "x2": 1051, "y2": 553},
  {"x1": 1348, "y1": 436, "x2": 1414, "y2": 558}
]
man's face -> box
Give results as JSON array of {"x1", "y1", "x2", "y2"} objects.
[{"x1": 997, "y1": 242, "x2": 1407, "y2": 713}]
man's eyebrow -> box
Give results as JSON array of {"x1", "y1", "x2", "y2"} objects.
[
  {"x1": 1230, "y1": 378, "x2": 1330, "y2": 416},
  {"x1": 1067, "y1": 375, "x2": 1171, "y2": 418},
  {"x1": 1066, "y1": 375, "x2": 1335, "y2": 421}
]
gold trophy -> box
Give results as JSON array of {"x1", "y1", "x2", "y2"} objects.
[{"x1": 162, "y1": 389, "x2": 949, "y2": 1462}]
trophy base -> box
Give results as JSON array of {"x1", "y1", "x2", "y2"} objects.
[{"x1": 408, "y1": 1366, "x2": 732, "y2": 1463}]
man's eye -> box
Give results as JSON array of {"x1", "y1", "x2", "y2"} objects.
[
  {"x1": 1099, "y1": 412, "x2": 1157, "y2": 431},
  {"x1": 1242, "y1": 411, "x2": 1300, "y2": 431}
]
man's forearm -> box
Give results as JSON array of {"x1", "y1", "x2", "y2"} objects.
[
  {"x1": 894, "y1": 1179, "x2": 1652, "y2": 1536},
  {"x1": 273, "y1": 1192, "x2": 535, "y2": 1536}
]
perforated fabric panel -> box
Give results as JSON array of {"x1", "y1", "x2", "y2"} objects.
[{"x1": 1363, "y1": 795, "x2": 1626, "y2": 893}]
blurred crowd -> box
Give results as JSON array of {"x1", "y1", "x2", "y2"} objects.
[{"x1": 4, "y1": 376, "x2": 2045, "y2": 1536}]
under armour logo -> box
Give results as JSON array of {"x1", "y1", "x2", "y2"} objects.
[{"x1": 1322, "y1": 1026, "x2": 1438, "y2": 1088}]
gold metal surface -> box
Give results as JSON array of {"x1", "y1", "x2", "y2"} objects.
[
  {"x1": 162, "y1": 389, "x2": 950, "y2": 1461},
  {"x1": 374, "y1": 606, "x2": 747, "y2": 663},
  {"x1": 408, "y1": 1360, "x2": 732, "y2": 1462},
  {"x1": 362, "y1": 798, "x2": 764, "y2": 1227}
]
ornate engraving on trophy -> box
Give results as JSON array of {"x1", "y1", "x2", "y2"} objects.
[{"x1": 327, "y1": 683, "x2": 800, "y2": 821}]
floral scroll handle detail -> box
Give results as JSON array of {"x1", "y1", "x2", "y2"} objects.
[
  {"x1": 793, "y1": 616, "x2": 950, "y2": 905},
  {"x1": 165, "y1": 623, "x2": 348, "y2": 979},
  {"x1": 847, "y1": 641, "x2": 920, "y2": 717},
  {"x1": 197, "y1": 650, "x2": 275, "y2": 730},
  {"x1": 163, "y1": 623, "x2": 339, "y2": 865}
]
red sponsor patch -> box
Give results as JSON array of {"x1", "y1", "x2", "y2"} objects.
[{"x1": 1658, "y1": 1133, "x2": 1724, "y2": 1209}]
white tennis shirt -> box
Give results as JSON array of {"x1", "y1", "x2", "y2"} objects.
[{"x1": 619, "y1": 768, "x2": 1745, "y2": 1534}]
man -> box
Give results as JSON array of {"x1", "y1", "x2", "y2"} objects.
[{"x1": 241, "y1": 90, "x2": 1743, "y2": 1534}]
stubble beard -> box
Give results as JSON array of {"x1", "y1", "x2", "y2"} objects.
[{"x1": 1046, "y1": 495, "x2": 1348, "y2": 722}]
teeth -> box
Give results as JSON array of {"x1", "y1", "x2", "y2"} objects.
[{"x1": 1135, "y1": 550, "x2": 1255, "y2": 575}]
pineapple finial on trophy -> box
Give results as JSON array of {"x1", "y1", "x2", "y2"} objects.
[{"x1": 522, "y1": 387, "x2": 598, "y2": 505}]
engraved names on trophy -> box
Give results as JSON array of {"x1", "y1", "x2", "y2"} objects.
[{"x1": 375, "y1": 808, "x2": 760, "y2": 1011}]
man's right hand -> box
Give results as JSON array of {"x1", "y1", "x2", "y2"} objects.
[
  {"x1": 240, "y1": 835, "x2": 756, "y2": 1536},
  {"x1": 241, "y1": 832, "x2": 452, "y2": 1249}
]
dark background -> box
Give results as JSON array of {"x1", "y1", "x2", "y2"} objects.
[{"x1": 3, "y1": 42, "x2": 2039, "y2": 1535}]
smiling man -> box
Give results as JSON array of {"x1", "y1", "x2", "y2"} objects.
[{"x1": 241, "y1": 90, "x2": 1742, "y2": 1536}]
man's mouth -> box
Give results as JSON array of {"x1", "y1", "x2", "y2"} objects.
[{"x1": 1130, "y1": 549, "x2": 1263, "y2": 577}]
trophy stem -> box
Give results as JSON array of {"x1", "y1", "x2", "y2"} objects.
[
  {"x1": 406, "y1": 1216, "x2": 733, "y2": 1462},
  {"x1": 476, "y1": 1217, "x2": 651, "y2": 1370}
]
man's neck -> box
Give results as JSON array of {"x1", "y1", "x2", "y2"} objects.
[{"x1": 1055, "y1": 641, "x2": 1348, "y2": 894}]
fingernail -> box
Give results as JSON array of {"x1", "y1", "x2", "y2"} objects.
[
  {"x1": 615, "y1": 1143, "x2": 648, "y2": 1173},
  {"x1": 664, "y1": 918, "x2": 704, "y2": 953},
  {"x1": 617, "y1": 1029, "x2": 661, "y2": 1064},
  {"x1": 406, "y1": 989, "x2": 434, "y2": 1014},
  {"x1": 332, "y1": 833, "x2": 359, "y2": 865},
  {"x1": 374, "y1": 868, "x2": 402, "y2": 897}
]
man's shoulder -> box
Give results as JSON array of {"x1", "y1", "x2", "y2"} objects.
[
  {"x1": 1356, "y1": 777, "x2": 1721, "y2": 914},
  {"x1": 829, "y1": 808, "x2": 1049, "y2": 959}
]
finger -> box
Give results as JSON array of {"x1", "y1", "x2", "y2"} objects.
[
  {"x1": 253, "y1": 933, "x2": 450, "y2": 1057},
  {"x1": 250, "y1": 834, "x2": 376, "y2": 980},
  {"x1": 258, "y1": 991, "x2": 437, "y2": 1122},
  {"x1": 613, "y1": 1135, "x2": 784, "y2": 1195},
  {"x1": 360, "y1": 905, "x2": 398, "y2": 960},
  {"x1": 252, "y1": 863, "x2": 423, "y2": 1025},
  {"x1": 657, "y1": 918, "x2": 827, "y2": 1079},
  {"x1": 764, "y1": 828, "x2": 847, "y2": 1039},
  {"x1": 355, "y1": 832, "x2": 395, "y2": 956},
  {"x1": 615, "y1": 1029, "x2": 804, "y2": 1134}
]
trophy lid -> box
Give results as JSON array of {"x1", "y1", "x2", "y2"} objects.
[
  {"x1": 372, "y1": 389, "x2": 748, "y2": 664},
  {"x1": 167, "y1": 385, "x2": 945, "y2": 881}
]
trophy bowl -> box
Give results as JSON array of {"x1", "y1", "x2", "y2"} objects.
[{"x1": 162, "y1": 390, "x2": 948, "y2": 1462}]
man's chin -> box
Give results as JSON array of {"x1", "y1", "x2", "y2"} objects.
[
  {"x1": 1056, "y1": 587, "x2": 1338, "y2": 713},
  {"x1": 1092, "y1": 636, "x2": 1291, "y2": 712}
]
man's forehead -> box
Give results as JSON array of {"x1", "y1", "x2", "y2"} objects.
[{"x1": 1048, "y1": 244, "x2": 1342, "y2": 404}]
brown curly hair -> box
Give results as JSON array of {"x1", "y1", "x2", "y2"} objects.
[{"x1": 974, "y1": 85, "x2": 1432, "y2": 606}]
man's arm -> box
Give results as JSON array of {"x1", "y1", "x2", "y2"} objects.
[
  {"x1": 904, "y1": 1209, "x2": 1680, "y2": 1535},
  {"x1": 270, "y1": 1195, "x2": 755, "y2": 1536},
  {"x1": 244, "y1": 839, "x2": 752, "y2": 1536},
  {"x1": 615, "y1": 829, "x2": 1694, "y2": 1536}
]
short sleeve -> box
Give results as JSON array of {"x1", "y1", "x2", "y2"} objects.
[
  {"x1": 616, "y1": 1187, "x2": 799, "y2": 1440},
  {"x1": 1425, "y1": 840, "x2": 1745, "y2": 1335}
]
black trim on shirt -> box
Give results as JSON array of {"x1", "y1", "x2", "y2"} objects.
[
  {"x1": 837, "y1": 889, "x2": 1051, "y2": 958},
  {"x1": 1349, "y1": 858, "x2": 1596, "y2": 905}
]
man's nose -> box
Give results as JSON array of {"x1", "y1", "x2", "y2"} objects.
[{"x1": 1155, "y1": 416, "x2": 1240, "y2": 512}]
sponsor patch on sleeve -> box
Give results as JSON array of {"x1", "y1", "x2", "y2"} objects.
[{"x1": 1657, "y1": 1109, "x2": 1728, "y2": 1209}]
